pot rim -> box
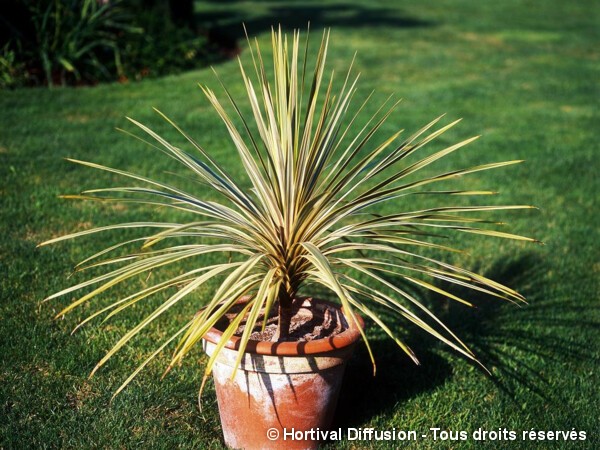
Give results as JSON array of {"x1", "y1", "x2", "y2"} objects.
[{"x1": 202, "y1": 297, "x2": 364, "y2": 357}]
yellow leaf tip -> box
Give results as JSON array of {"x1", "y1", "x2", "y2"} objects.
[
  {"x1": 89, "y1": 365, "x2": 100, "y2": 379},
  {"x1": 160, "y1": 365, "x2": 173, "y2": 380}
]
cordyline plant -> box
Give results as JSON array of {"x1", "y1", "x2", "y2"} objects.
[{"x1": 40, "y1": 27, "x2": 537, "y2": 397}]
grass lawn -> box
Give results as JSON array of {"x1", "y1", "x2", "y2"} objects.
[{"x1": 1, "y1": 0, "x2": 598, "y2": 448}]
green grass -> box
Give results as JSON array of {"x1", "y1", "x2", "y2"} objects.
[{"x1": 1, "y1": 0, "x2": 598, "y2": 448}]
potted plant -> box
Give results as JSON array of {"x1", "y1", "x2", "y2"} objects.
[{"x1": 40, "y1": 27, "x2": 536, "y2": 449}]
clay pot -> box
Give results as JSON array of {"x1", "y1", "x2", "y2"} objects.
[{"x1": 202, "y1": 297, "x2": 363, "y2": 450}]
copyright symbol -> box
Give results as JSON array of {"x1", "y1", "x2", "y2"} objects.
[{"x1": 267, "y1": 428, "x2": 279, "y2": 441}]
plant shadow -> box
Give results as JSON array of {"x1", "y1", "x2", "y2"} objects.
[
  {"x1": 328, "y1": 251, "x2": 598, "y2": 426},
  {"x1": 426, "y1": 253, "x2": 599, "y2": 401},
  {"x1": 196, "y1": 1, "x2": 435, "y2": 54},
  {"x1": 334, "y1": 341, "x2": 452, "y2": 428}
]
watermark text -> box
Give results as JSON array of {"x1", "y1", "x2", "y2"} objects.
[{"x1": 266, "y1": 427, "x2": 588, "y2": 443}]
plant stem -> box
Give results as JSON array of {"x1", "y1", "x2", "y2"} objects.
[{"x1": 273, "y1": 285, "x2": 294, "y2": 342}]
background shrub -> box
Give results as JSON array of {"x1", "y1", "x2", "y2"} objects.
[
  {"x1": 0, "y1": 0, "x2": 221, "y2": 87},
  {"x1": 0, "y1": 42, "x2": 29, "y2": 88},
  {"x1": 119, "y1": 2, "x2": 219, "y2": 81}
]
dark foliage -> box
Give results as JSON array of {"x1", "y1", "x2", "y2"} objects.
[{"x1": 0, "y1": 0, "x2": 220, "y2": 88}]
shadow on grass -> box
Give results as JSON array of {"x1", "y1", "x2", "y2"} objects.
[
  {"x1": 334, "y1": 341, "x2": 452, "y2": 428},
  {"x1": 197, "y1": 1, "x2": 435, "y2": 54},
  {"x1": 329, "y1": 252, "x2": 599, "y2": 426},
  {"x1": 430, "y1": 253, "x2": 599, "y2": 401}
]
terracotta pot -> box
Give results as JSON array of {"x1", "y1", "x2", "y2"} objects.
[{"x1": 202, "y1": 297, "x2": 363, "y2": 450}]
